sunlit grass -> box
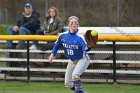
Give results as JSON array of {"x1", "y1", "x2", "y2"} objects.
[{"x1": 0, "y1": 81, "x2": 139, "y2": 93}]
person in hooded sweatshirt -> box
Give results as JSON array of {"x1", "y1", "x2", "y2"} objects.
[{"x1": 5, "y1": 3, "x2": 41, "y2": 49}]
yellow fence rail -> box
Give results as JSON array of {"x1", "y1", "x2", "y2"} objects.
[{"x1": 0, "y1": 35, "x2": 140, "y2": 41}]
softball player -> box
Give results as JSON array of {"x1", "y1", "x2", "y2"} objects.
[{"x1": 48, "y1": 16, "x2": 90, "y2": 93}]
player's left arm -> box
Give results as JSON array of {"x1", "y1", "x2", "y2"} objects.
[
  {"x1": 79, "y1": 38, "x2": 88, "y2": 57},
  {"x1": 80, "y1": 35, "x2": 91, "y2": 51}
]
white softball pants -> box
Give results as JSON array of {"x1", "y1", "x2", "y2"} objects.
[{"x1": 64, "y1": 55, "x2": 90, "y2": 88}]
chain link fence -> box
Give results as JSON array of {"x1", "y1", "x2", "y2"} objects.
[{"x1": 0, "y1": 39, "x2": 140, "y2": 84}]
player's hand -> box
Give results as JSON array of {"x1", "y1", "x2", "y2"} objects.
[
  {"x1": 48, "y1": 53, "x2": 54, "y2": 64},
  {"x1": 13, "y1": 26, "x2": 19, "y2": 32}
]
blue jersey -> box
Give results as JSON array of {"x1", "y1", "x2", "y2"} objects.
[{"x1": 51, "y1": 30, "x2": 88, "y2": 60}]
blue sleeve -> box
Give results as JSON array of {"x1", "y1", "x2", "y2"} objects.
[
  {"x1": 51, "y1": 35, "x2": 62, "y2": 56},
  {"x1": 79, "y1": 38, "x2": 87, "y2": 56}
]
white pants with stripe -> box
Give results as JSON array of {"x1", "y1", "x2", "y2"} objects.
[{"x1": 64, "y1": 55, "x2": 90, "y2": 88}]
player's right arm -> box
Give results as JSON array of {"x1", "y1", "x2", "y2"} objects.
[
  {"x1": 48, "y1": 53, "x2": 54, "y2": 64},
  {"x1": 48, "y1": 34, "x2": 62, "y2": 63}
]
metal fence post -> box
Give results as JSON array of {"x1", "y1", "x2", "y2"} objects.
[
  {"x1": 27, "y1": 41, "x2": 30, "y2": 83},
  {"x1": 116, "y1": 0, "x2": 120, "y2": 26},
  {"x1": 113, "y1": 41, "x2": 116, "y2": 83}
]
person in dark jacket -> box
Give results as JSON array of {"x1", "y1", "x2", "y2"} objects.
[
  {"x1": 6, "y1": 3, "x2": 41, "y2": 49},
  {"x1": 29, "y1": 6, "x2": 64, "y2": 50}
]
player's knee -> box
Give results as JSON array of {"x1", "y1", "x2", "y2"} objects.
[
  {"x1": 72, "y1": 74, "x2": 80, "y2": 81},
  {"x1": 65, "y1": 82, "x2": 71, "y2": 88}
]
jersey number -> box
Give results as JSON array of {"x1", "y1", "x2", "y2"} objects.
[{"x1": 67, "y1": 49, "x2": 74, "y2": 55}]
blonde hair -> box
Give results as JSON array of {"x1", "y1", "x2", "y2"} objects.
[
  {"x1": 46, "y1": 6, "x2": 58, "y2": 19},
  {"x1": 67, "y1": 16, "x2": 79, "y2": 25},
  {"x1": 68, "y1": 16, "x2": 79, "y2": 22}
]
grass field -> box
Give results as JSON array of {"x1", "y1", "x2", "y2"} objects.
[{"x1": 0, "y1": 81, "x2": 139, "y2": 93}]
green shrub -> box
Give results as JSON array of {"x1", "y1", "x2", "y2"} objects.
[
  {"x1": 0, "y1": 24, "x2": 8, "y2": 35},
  {"x1": 79, "y1": 22, "x2": 99, "y2": 27}
]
